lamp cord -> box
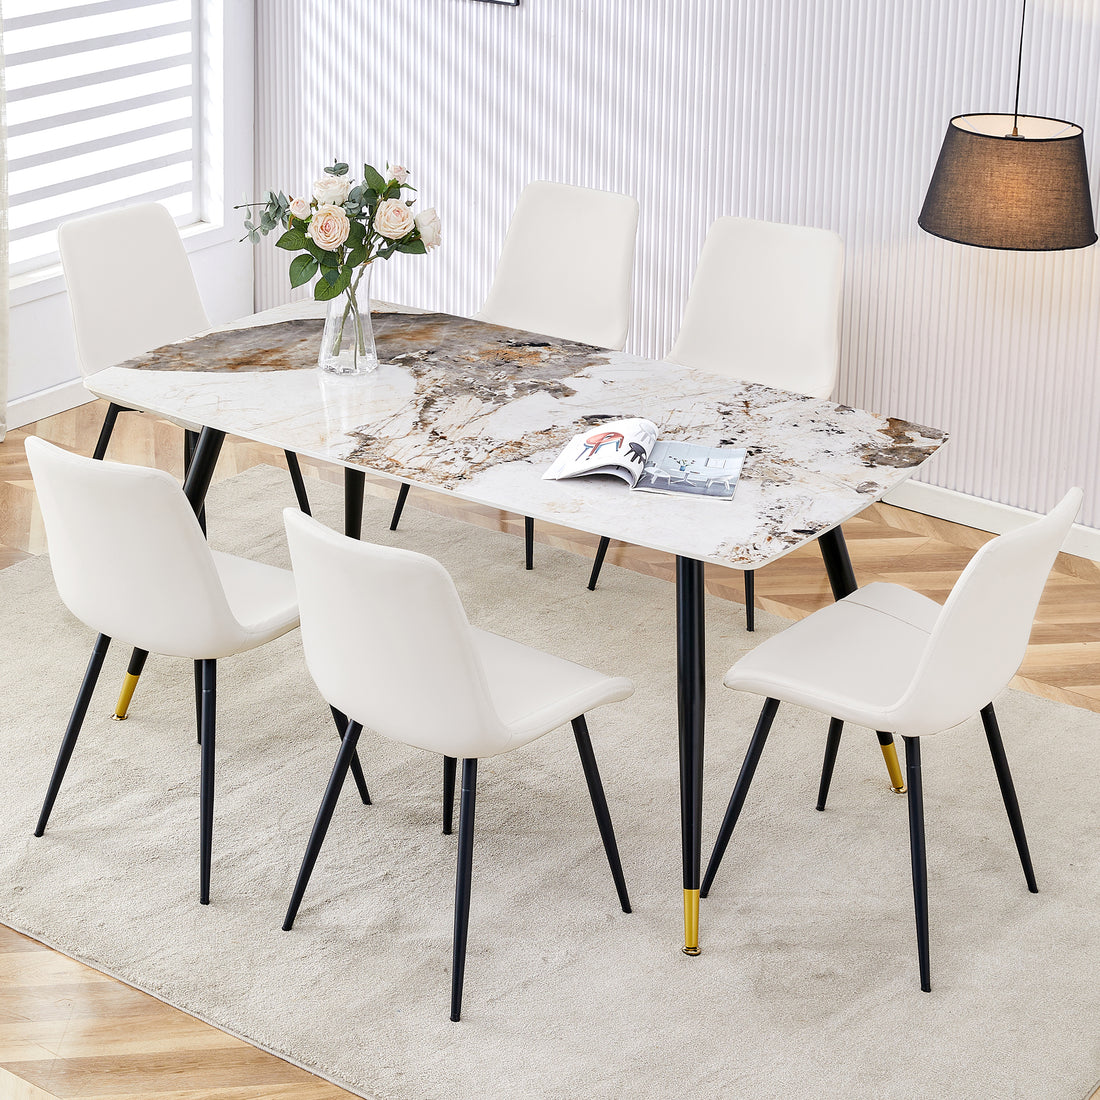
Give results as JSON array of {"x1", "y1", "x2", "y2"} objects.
[{"x1": 1012, "y1": 0, "x2": 1027, "y2": 136}]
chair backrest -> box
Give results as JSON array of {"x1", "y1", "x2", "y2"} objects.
[
  {"x1": 25, "y1": 438, "x2": 247, "y2": 659},
  {"x1": 59, "y1": 202, "x2": 210, "y2": 376},
  {"x1": 477, "y1": 181, "x2": 639, "y2": 351},
  {"x1": 891, "y1": 488, "x2": 1083, "y2": 736},
  {"x1": 283, "y1": 509, "x2": 512, "y2": 757},
  {"x1": 667, "y1": 216, "x2": 844, "y2": 399}
]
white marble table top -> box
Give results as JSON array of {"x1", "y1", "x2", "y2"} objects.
[{"x1": 86, "y1": 301, "x2": 947, "y2": 570}]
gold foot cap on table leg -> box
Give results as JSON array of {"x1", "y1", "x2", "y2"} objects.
[
  {"x1": 890, "y1": 784, "x2": 907, "y2": 794},
  {"x1": 112, "y1": 672, "x2": 140, "y2": 721},
  {"x1": 682, "y1": 888, "x2": 701, "y2": 956}
]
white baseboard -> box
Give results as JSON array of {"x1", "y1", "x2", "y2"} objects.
[
  {"x1": 885, "y1": 479, "x2": 1100, "y2": 563},
  {"x1": 6, "y1": 379, "x2": 96, "y2": 431}
]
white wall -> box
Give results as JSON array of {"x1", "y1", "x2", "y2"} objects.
[
  {"x1": 255, "y1": 0, "x2": 1100, "y2": 530},
  {"x1": 5, "y1": 0, "x2": 256, "y2": 429}
]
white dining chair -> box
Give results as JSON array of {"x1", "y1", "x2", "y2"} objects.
[
  {"x1": 280, "y1": 507, "x2": 634, "y2": 1021},
  {"x1": 388, "y1": 181, "x2": 641, "y2": 570},
  {"x1": 700, "y1": 489, "x2": 1082, "y2": 992},
  {"x1": 59, "y1": 202, "x2": 313, "y2": 718},
  {"x1": 586, "y1": 217, "x2": 844, "y2": 629},
  {"x1": 25, "y1": 438, "x2": 305, "y2": 905}
]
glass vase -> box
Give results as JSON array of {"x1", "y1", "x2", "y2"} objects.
[{"x1": 318, "y1": 262, "x2": 378, "y2": 375}]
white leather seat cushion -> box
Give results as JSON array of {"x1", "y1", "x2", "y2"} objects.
[
  {"x1": 211, "y1": 551, "x2": 300, "y2": 648},
  {"x1": 472, "y1": 628, "x2": 634, "y2": 751},
  {"x1": 724, "y1": 583, "x2": 941, "y2": 731}
]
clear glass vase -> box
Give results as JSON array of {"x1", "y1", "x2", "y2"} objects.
[{"x1": 318, "y1": 262, "x2": 378, "y2": 375}]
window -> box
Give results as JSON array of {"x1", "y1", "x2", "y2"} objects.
[{"x1": 5, "y1": 0, "x2": 201, "y2": 276}]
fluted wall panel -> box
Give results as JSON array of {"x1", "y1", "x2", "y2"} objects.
[{"x1": 255, "y1": 0, "x2": 1100, "y2": 526}]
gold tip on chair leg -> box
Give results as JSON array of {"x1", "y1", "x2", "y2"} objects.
[
  {"x1": 880, "y1": 740, "x2": 906, "y2": 793},
  {"x1": 111, "y1": 672, "x2": 141, "y2": 721},
  {"x1": 682, "y1": 888, "x2": 701, "y2": 956}
]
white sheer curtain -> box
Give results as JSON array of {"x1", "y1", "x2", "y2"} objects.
[{"x1": 0, "y1": 4, "x2": 8, "y2": 441}]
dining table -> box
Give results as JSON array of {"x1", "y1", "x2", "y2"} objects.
[{"x1": 84, "y1": 299, "x2": 948, "y2": 956}]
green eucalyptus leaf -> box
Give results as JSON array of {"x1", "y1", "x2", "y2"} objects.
[
  {"x1": 325, "y1": 161, "x2": 349, "y2": 177},
  {"x1": 288, "y1": 254, "x2": 319, "y2": 288}
]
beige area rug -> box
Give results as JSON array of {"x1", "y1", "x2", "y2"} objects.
[{"x1": 1, "y1": 465, "x2": 1099, "y2": 1100}]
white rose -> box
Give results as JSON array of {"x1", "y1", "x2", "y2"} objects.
[
  {"x1": 308, "y1": 203, "x2": 350, "y2": 250},
  {"x1": 375, "y1": 198, "x2": 415, "y2": 240},
  {"x1": 414, "y1": 207, "x2": 442, "y2": 250},
  {"x1": 312, "y1": 176, "x2": 353, "y2": 205},
  {"x1": 289, "y1": 196, "x2": 312, "y2": 220},
  {"x1": 388, "y1": 163, "x2": 409, "y2": 185}
]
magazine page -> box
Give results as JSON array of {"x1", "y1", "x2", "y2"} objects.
[
  {"x1": 543, "y1": 418, "x2": 659, "y2": 486},
  {"x1": 634, "y1": 441, "x2": 748, "y2": 499}
]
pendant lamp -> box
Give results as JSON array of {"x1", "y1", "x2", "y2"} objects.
[{"x1": 918, "y1": 0, "x2": 1097, "y2": 251}]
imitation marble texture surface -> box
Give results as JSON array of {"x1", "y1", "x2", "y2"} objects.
[{"x1": 87, "y1": 302, "x2": 947, "y2": 569}]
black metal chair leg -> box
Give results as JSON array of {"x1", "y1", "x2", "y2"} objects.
[
  {"x1": 572, "y1": 716, "x2": 631, "y2": 912},
  {"x1": 701, "y1": 697, "x2": 780, "y2": 897},
  {"x1": 816, "y1": 718, "x2": 844, "y2": 811},
  {"x1": 329, "y1": 706, "x2": 371, "y2": 805},
  {"x1": 194, "y1": 660, "x2": 202, "y2": 744},
  {"x1": 903, "y1": 735, "x2": 931, "y2": 992},
  {"x1": 91, "y1": 403, "x2": 123, "y2": 461},
  {"x1": 390, "y1": 483, "x2": 410, "y2": 531},
  {"x1": 199, "y1": 659, "x2": 217, "y2": 905},
  {"x1": 35, "y1": 634, "x2": 111, "y2": 837},
  {"x1": 344, "y1": 468, "x2": 365, "y2": 540},
  {"x1": 524, "y1": 516, "x2": 534, "y2": 570},
  {"x1": 587, "y1": 536, "x2": 611, "y2": 591},
  {"x1": 451, "y1": 759, "x2": 478, "y2": 1022},
  {"x1": 284, "y1": 451, "x2": 311, "y2": 516},
  {"x1": 980, "y1": 703, "x2": 1038, "y2": 893},
  {"x1": 443, "y1": 755, "x2": 457, "y2": 835},
  {"x1": 743, "y1": 569, "x2": 755, "y2": 632},
  {"x1": 283, "y1": 721, "x2": 365, "y2": 931}
]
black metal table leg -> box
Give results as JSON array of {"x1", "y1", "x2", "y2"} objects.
[
  {"x1": 92, "y1": 403, "x2": 124, "y2": 461},
  {"x1": 817, "y1": 526, "x2": 858, "y2": 599},
  {"x1": 587, "y1": 536, "x2": 611, "y2": 591},
  {"x1": 181, "y1": 428, "x2": 226, "y2": 511},
  {"x1": 115, "y1": 428, "x2": 226, "y2": 722},
  {"x1": 390, "y1": 482, "x2": 410, "y2": 531},
  {"x1": 676, "y1": 555, "x2": 705, "y2": 955},
  {"x1": 344, "y1": 468, "x2": 365, "y2": 540},
  {"x1": 818, "y1": 525, "x2": 904, "y2": 791}
]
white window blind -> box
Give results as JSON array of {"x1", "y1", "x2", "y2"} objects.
[{"x1": 5, "y1": 0, "x2": 201, "y2": 276}]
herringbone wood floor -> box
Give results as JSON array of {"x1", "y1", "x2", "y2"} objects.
[{"x1": 2, "y1": 400, "x2": 1098, "y2": 1098}]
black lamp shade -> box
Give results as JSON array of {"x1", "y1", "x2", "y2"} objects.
[{"x1": 919, "y1": 114, "x2": 1097, "y2": 250}]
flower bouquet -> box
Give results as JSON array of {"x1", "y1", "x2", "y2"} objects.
[{"x1": 239, "y1": 161, "x2": 440, "y2": 374}]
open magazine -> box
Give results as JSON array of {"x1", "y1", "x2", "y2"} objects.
[{"x1": 543, "y1": 417, "x2": 747, "y2": 500}]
